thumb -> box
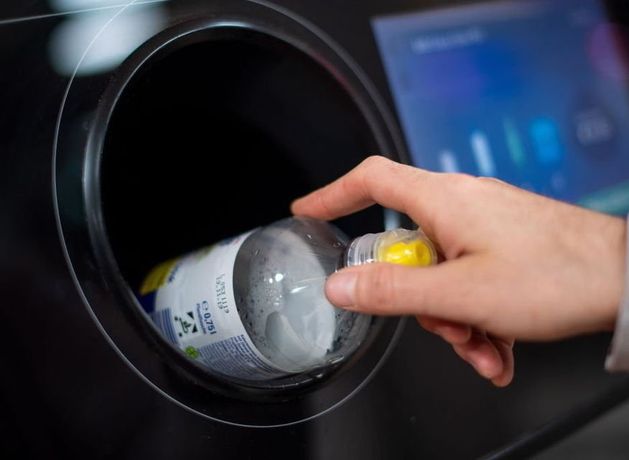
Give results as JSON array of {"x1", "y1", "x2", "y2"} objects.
[{"x1": 325, "y1": 260, "x2": 487, "y2": 326}]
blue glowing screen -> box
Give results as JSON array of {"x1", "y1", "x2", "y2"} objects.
[{"x1": 373, "y1": 0, "x2": 629, "y2": 215}]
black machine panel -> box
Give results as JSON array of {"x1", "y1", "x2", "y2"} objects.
[{"x1": 2, "y1": 0, "x2": 629, "y2": 458}]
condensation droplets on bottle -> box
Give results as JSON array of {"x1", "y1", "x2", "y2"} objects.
[{"x1": 137, "y1": 217, "x2": 436, "y2": 383}]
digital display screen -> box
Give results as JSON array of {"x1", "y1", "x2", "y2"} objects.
[{"x1": 373, "y1": 0, "x2": 629, "y2": 215}]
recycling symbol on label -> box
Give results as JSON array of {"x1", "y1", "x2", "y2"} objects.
[{"x1": 174, "y1": 311, "x2": 198, "y2": 337}]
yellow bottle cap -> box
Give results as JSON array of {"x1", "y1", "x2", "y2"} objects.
[{"x1": 379, "y1": 240, "x2": 435, "y2": 267}]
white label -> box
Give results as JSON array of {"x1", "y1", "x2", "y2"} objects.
[{"x1": 141, "y1": 231, "x2": 287, "y2": 380}]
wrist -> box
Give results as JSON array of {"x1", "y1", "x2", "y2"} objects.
[
  {"x1": 597, "y1": 215, "x2": 627, "y2": 331},
  {"x1": 605, "y1": 213, "x2": 629, "y2": 371}
]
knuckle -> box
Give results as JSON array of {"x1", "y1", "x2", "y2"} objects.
[
  {"x1": 361, "y1": 155, "x2": 390, "y2": 171},
  {"x1": 439, "y1": 173, "x2": 483, "y2": 206},
  {"x1": 444, "y1": 172, "x2": 477, "y2": 188},
  {"x1": 361, "y1": 155, "x2": 401, "y2": 180},
  {"x1": 477, "y1": 176, "x2": 506, "y2": 186}
]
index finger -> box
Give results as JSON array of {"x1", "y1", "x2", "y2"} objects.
[{"x1": 290, "y1": 155, "x2": 434, "y2": 222}]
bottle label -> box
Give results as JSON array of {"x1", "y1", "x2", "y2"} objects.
[{"x1": 138, "y1": 231, "x2": 287, "y2": 380}]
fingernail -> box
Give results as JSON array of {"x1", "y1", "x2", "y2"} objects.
[{"x1": 326, "y1": 272, "x2": 357, "y2": 307}]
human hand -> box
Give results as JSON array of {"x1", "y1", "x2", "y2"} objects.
[{"x1": 291, "y1": 156, "x2": 626, "y2": 386}]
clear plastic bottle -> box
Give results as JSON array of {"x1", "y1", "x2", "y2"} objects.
[{"x1": 137, "y1": 217, "x2": 436, "y2": 383}]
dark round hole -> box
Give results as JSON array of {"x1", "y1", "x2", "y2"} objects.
[
  {"x1": 101, "y1": 28, "x2": 385, "y2": 291},
  {"x1": 59, "y1": 19, "x2": 405, "y2": 424}
]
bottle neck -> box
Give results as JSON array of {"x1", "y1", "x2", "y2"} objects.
[
  {"x1": 341, "y1": 228, "x2": 437, "y2": 269},
  {"x1": 343, "y1": 233, "x2": 380, "y2": 267}
]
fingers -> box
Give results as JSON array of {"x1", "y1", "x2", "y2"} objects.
[
  {"x1": 490, "y1": 337, "x2": 515, "y2": 387},
  {"x1": 325, "y1": 259, "x2": 491, "y2": 327},
  {"x1": 457, "y1": 334, "x2": 514, "y2": 387},
  {"x1": 291, "y1": 156, "x2": 433, "y2": 222},
  {"x1": 452, "y1": 333, "x2": 502, "y2": 380},
  {"x1": 417, "y1": 316, "x2": 472, "y2": 345},
  {"x1": 418, "y1": 315, "x2": 515, "y2": 387}
]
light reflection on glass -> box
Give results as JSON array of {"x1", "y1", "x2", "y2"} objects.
[
  {"x1": 48, "y1": 3, "x2": 166, "y2": 77},
  {"x1": 588, "y1": 23, "x2": 629, "y2": 82},
  {"x1": 50, "y1": 0, "x2": 134, "y2": 12},
  {"x1": 373, "y1": 0, "x2": 629, "y2": 215}
]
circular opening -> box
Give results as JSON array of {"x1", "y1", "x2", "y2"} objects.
[
  {"x1": 102, "y1": 28, "x2": 384, "y2": 289},
  {"x1": 53, "y1": 14, "x2": 405, "y2": 425},
  {"x1": 100, "y1": 26, "x2": 389, "y2": 391}
]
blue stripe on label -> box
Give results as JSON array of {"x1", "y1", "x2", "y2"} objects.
[{"x1": 150, "y1": 308, "x2": 178, "y2": 345}]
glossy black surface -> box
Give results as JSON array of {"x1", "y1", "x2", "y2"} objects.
[
  {"x1": 58, "y1": 4, "x2": 405, "y2": 424},
  {"x1": 2, "y1": 0, "x2": 629, "y2": 458}
]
